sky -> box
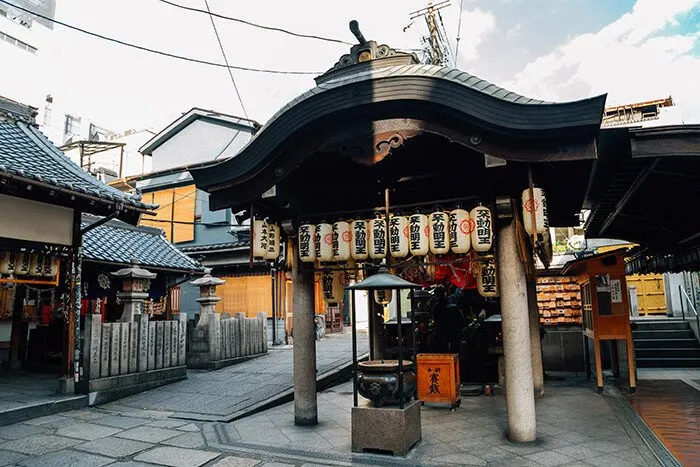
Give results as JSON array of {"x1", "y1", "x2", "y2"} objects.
[{"x1": 1, "y1": 0, "x2": 699, "y2": 132}]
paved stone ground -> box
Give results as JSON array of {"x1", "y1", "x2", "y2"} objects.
[
  {"x1": 0, "y1": 371, "x2": 86, "y2": 421},
  {"x1": 100, "y1": 331, "x2": 368, "y2": 422},
  {"x1": 0, "y1": 375, "x2": 669, "y2": 466}
]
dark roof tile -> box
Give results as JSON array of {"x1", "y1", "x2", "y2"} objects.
[
  {"x1": 82, "y1": 214, "x2": 202, "y2": 272},
  {"x1": 0, "y1": 118, "x2": 152, "y2": 211}
]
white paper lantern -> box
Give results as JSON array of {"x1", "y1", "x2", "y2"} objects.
[
  {"x1": 449, "y1": 209, "x2": 472, "y2": 254},
  {"x1": 14, "y1": 253, "x2": 30, "y2": 275},
  {"x1": 332, "y1": 221, "x2": 351, "y2": 262},
  {"x1": 522, "y1": 187, "x2": 549, "y2": 235},
  {"x1": 321, "y1": 270, "x2": 345, "y2": 304},
  {"x1": 29, "y1": 254, "x2": 43, "y2": 276},
  {"x1": 43, "y1": 255, "x2": 59, "y2": 278},
  {"x1": 265, "y1": 224, "x2": 280, "y2": 260},
  {"x1": 429, "y1": 211, "x2": 450, "y2": 255},
  {"x1": 298, "y1": 224, "x2": 316, "y2": 263},
  {"x1": 0, "y1": 251, "x2": 16, "y2": 275},
  {"x1": 470, "y1": 206, "x2": 493, "y2": 252},
  {"x1": 252, "y1": 220, "x2": 268, "y2": 259},
  {"x1": 408, "y1": 213, "x2": 429, "y2": 256},
  {"x1": 369, "y1": 218, "x2": 388, "y2": 259},
  {"x1": 316, "y1": 223, "x2": 334, "y2": 262},
  {"x1": 374, "y1": 288, "x2": 393, "y2": 306},
  {"x1": 350, "y1": 220, "x2": 369, "y2": 261},
  {"x1": 388, "y1": 215, "x2": 409, "y2": 258},
  {"x1": 477, "y1": 255, "x2": 498, "y2": 297}
]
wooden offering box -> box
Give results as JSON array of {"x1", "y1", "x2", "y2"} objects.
[{"x1": 416, "y1": 353, "x2": 461, "y2": 409}]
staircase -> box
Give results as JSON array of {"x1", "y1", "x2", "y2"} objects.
[{"x1": 632, "y1": 319, "x2": 700, "y2": 368}]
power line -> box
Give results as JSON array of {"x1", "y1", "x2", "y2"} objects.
[
  {"x1": 455, "y1": 0, "x2": 464, "y2": 67},
  {"x1": 0, "y1": 0, "x2": 321, "y2": 75},
  {"x1": 155, "y1": 0, "x2": 353, "y2": 46},
  {"x1": 202, "y1": 0, "x2": 248, "y2": 118}
]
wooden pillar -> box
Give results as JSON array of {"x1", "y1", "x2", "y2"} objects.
[
  {"x1": 497, "y1": 221, "x2": 537, "y2": 443},
  {"x1": 8, "y1": 284, "x2": 24, "y2": 369},
  {"x1": 291, "y1": 239, "x2": 318, "y2": 425}
]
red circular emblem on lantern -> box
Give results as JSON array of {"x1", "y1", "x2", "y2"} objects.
[
  {"x1": 342, "y1": 231, "x2": 352, "y2": 243},
  {"x1": 524, "y1": 198, "x2": 539, "y2": 213},
  {"x1": 324, "y1": 233, "x2": 333, "y2": 245},
  {"x1": 403, "y1": 226, "x2": 409, "y2": 238},
  {"x1": 460, "y1": 218, "x2": 475, "y2": 235}
]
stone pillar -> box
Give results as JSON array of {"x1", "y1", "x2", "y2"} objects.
[
  {"x1": 111, "y1": 260, "x2": 157, "y2": 323},
  {"x1": 291, "y1": 239, "x2": 318, "y2": 425},
  {"x1": 526, "y1": 279, "x2": 545, "y2": 397},
  {"x1": 497, "y1": 221, "x2": 537, "y2": 443}
]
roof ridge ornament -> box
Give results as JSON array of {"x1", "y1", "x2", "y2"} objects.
[{"x1": 315, "y1": 20, "x2": 419, "y2": 84}]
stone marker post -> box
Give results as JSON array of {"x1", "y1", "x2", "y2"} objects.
[{"x1": 111, "y1": 259, "x2": 157, "y2": 323}]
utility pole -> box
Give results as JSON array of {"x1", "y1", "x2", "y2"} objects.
[{"x1": 408, "y1": 0, "x2": 453, "y2": 67}]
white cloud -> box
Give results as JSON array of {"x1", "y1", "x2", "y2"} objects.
[
  {"x1": 452, "y1": 8, "x2": 497, "y2": 62},
  {"x1": 504, "y1": 0, "x2": 700, "y2": 122}
]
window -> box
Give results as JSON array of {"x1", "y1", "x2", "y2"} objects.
[{"x1": 64, "y1": 114, "x2": 80, "y2": 136}]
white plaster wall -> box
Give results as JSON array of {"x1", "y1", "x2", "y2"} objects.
[
  {"x1": 151, "y1": 120, "x2": 253, "y2": 172},
  {"x1": 664, "y1": 273, "x2": 685, "y2": 317}
]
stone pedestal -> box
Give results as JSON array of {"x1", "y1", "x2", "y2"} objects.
[
  {"x1": 497, "y1": 221, "x2": 537, "y2": 443},
  {"x1": 117, "y1": 291, "x2": 149, "y2": 323},
  {"x1": 292, "y1": 240, "x2": 318, "y2": 426},
  {"x1": 351, "y1": 400, "x2": 421, "y2": 456},
  {"x1": 527, "y1": 279, "x2": 545, "y2": 397}
]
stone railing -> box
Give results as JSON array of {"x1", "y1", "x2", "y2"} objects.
[
  {"x1": 188, "y1": 312, "x2": 267, "y2": 369},
  {"x1": 82, "y1": 313, "x2": 187, "y2": 404}
]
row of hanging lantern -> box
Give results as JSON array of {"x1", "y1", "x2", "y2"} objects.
[
  {"x1": 298, "y1": 205, "x2": 494, "y2": 264},
  {"x1": 252, "y1": 219, "x2": 281, "y2": 261},
  {"x1": 0, "y1": 251, "x2": 59, "y2": 279}
]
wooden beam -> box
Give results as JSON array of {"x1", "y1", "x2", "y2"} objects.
[{"x1": 599, "y1": 158, "x2": 659, "y2": 235}]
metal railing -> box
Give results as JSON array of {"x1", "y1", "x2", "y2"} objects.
[{"x1": 678, "y1": 285, "x2": 700, "y2": 339}]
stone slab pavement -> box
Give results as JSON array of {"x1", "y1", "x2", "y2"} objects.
[
  {"x1": 101, "y1": 330, "x2": 369, "y2": 422},
  {"x1": 0, "y1": 375, "x2": 672, "y2": 466}
]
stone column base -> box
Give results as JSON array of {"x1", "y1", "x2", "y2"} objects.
[{"x1": 351, "y1": 400, "x2": 422, "y2": 456}]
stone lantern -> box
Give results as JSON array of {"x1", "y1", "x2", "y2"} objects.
[
  {"x1": 111, "y1": 259, "x2": 157, "y2": 322},
  {"x1": 190, "y1": 268, "x2": 225, "y2": 326}
]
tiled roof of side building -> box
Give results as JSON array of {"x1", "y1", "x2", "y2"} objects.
[
  {"x1": 82, "y1": 214, "x2": 203, "y2": 273},
  {"x1": 0, "y1": 99, "x2": 153, "y2": 211}
]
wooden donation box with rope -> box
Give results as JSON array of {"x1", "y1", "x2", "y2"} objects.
[
  {"x1": 562, "y1": 249, "x2": 636, "y2": 394},
  {"x1": 416, "y1": 353, "x2": 461, "y2": 409}
]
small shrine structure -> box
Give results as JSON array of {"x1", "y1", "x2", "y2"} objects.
[{"x1": 191, "y1": 22, "x2": 607, "y2": 444}]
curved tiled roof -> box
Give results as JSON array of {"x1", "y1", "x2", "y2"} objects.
[
  {"x1": 82, "y1": 214, "x2": 202, "y2": 273},
  {"x1": 0, "y1": 120, "x2": 153, "y2": 210},
  {"x1": 192, "y1": 63, "x2": 606, "y2": 192}
]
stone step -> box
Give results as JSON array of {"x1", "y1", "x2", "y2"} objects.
[
  {"x1": 636, "y1": 348, "x2": 700, "y2": 359},
  {"x1": 632, "y1": 329, "x2": 696, "y2": 340},
  {"x1": 634, "y1": 338, "x2": 700, "y2": 349},
  {"x1": 635, "y1": 357, "x2": 700, "y2": 368},
  {"x1": 631, "y1": 321, "x2": 691, "y2": 331}
]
